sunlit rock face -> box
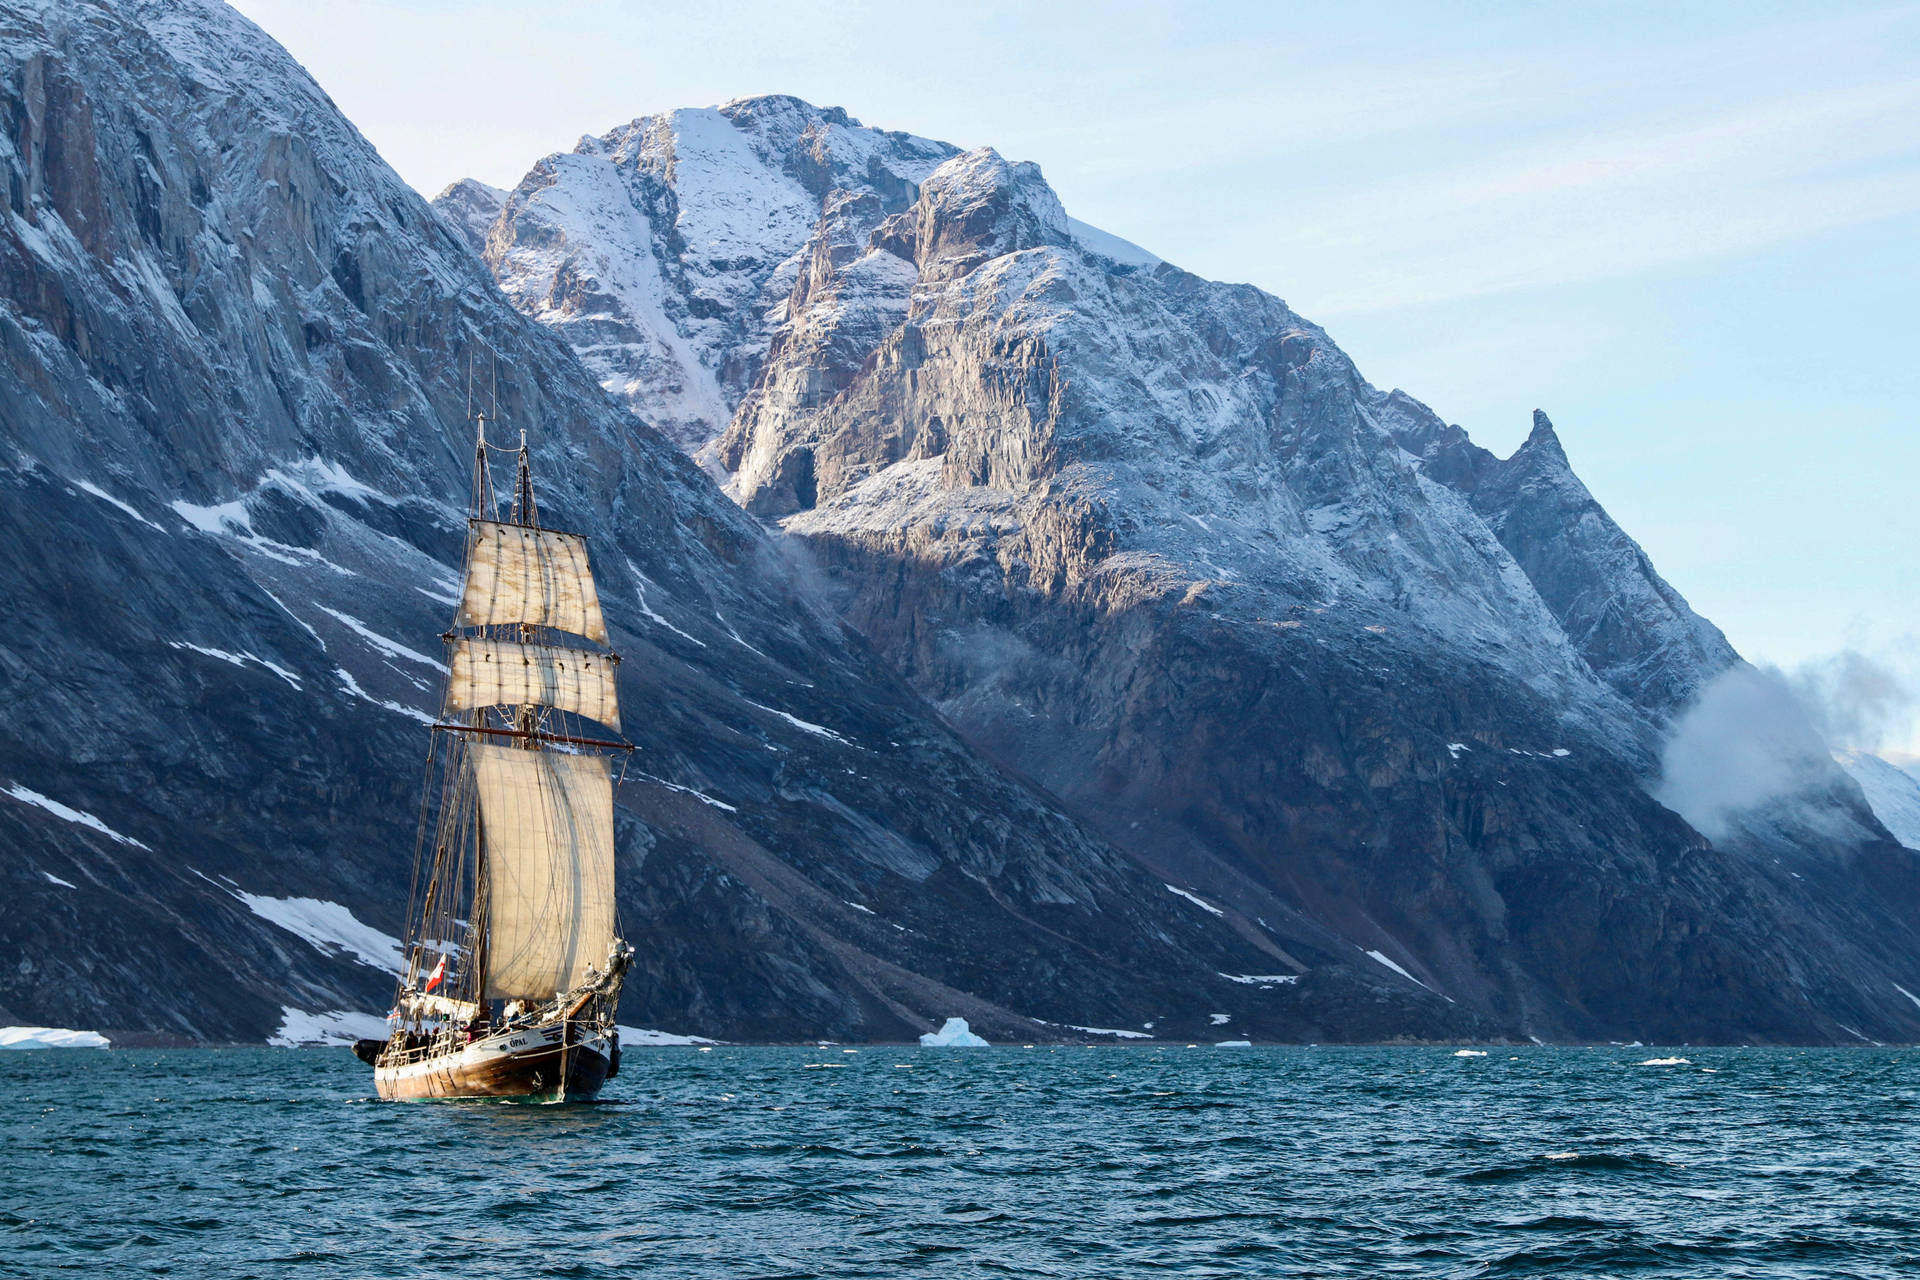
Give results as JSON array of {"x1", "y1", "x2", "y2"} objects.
[{"x1": 463, "y1": 96, "x2": 1920, "y2": 1044}]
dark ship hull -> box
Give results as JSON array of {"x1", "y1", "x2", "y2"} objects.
[{"x1": 364, "y1": 1022, "x2": 616, "y2": 1102}]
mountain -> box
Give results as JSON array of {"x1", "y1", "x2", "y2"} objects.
[
  {"x1": 1834, "y1": 750, "x2": 1920, "y2": 849},
  {"x1": 0, "y1": 0, "x2": 1422, "y2": 1048},
  {"x1": 449, "y1": 101, "x2": 1920, "y2": 1043}
]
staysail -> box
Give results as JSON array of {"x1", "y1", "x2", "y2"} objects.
[
  {"x1": 470, "y1": 744, "x2": 616, "y2": 999},
  {"x1": 458, "y1": 519, "x2": 609, "y2": 643},
  {"x1": 447, "y1": 638, "x2": 621, "y2": 730}
]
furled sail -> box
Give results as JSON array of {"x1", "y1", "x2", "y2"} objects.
[
  {"x1": 447, "y1": 639, "x2": 620, "y2": 730},
  {"x1": 470, "y1": 744, "x2": 616, "y2": 1000},
  {"x1": 458, "y1": 519, "x2": 609, "y2": 643},
  {"x1": 400, "y1": 993, "x2": 482, "y2": 1021}
]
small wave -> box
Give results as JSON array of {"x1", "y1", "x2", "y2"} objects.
[
  {"x1": 1640, "y1": 1056, "x2": 1691, "y2": 1065},
  {"x1": 1454, "y1": 1049, "x2": 1489, "y2": 1057}
]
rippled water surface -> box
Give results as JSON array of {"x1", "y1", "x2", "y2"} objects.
[{"x1": 6, "y1": 1045, "x2": 1918, "y2": 1277}]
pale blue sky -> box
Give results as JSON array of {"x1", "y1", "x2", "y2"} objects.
[{"x1": 233, "y1": 0, "x2": 1920, "y2": 748}]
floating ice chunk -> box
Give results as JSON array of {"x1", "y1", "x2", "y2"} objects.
[
  {"x1": 269, "y1": 1008, "x2": 389, "y2": 1046},
  {"x1": 3, "y1": 783, "x2": 149, "y2": 848},
  {"x1": 1454, "y1": 1049, "x2": 1489, "y2": 1057},
  {"x1": 1214, "y1": 1040, "x2": 1252, "y2": 1048},
  {"x1": 0, "y1": 1026, "x2": 109, "y2": 1050},
  {"x1": 920, "y1": 1017, "x2": 989, "y2": 1047},
  {"x1": 616, "y1": 1025, "x2": 720, "y2": 1046},
  {"x1": 1165, "y1": 884, "x2": 1223, "y2": 916},
  {"x1": 1639, "y1": 1056, "x2": 1691, "y2": 1066},
  {"x1": 1066, "y1": 1024, "x2": 1153, "y2": 1039}
]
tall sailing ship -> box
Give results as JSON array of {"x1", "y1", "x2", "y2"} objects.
[{"x1": 354, "y1": 411, "x2": 632, "y2": 1101}]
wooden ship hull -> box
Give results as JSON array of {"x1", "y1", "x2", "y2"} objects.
[{"x1": 364, "y1": 1022, "x2": 617, "y2": 1102}]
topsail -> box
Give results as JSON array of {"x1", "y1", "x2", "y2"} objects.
[{"x1": 458, "y1": 519, "x2": 609, "y2": 643}]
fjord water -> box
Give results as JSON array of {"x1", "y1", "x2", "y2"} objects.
[{"x1": 6, "y1": 1047, "x2": 1915, "y2": 1277}]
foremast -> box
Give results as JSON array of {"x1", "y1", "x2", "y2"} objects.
[{"x1": 393, "y1": 407, "x2": 632, "y2": 1040}]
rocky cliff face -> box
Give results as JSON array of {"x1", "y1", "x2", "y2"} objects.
[
  {"x1": 456, "y1": 115, "x2": 1920, "y2": 1042},
  {"x1": 0, "y1": 0, "x2": 1445, "y2": 1047}
]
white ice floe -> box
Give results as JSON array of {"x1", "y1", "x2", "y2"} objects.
[
  {"x1": 74, "y1": 480, "x2": 165, "y2": 530},
  {"x1": 1214, "y1": 1039, "x2": 1252, "y2": 1047},
  {"x1": 1165, "y1": 884, "x2": 1224, "y2": 916},
  {"x1": 269, "y1": 1008, "x2": 389, "y2": 1046},
  {"x1": 168, "y1": 641, "x2": 301, "y2": 688},
  {"x1": 3, "y1": 783, "x2": 149, "y2": 848},
  {"x1": 617, "y1": 1024, "x2": 720, "y2": 1046},
  {"x1": 1065, "y1": 1024, "x2": 1153, "y2": 1040},
  {"x1": 0, "y1": 1026, "x2": 109, "y2": 1050},
  {"x1": 920, "y1": 1017, "x2": 989, "y2": 1047},
  {"x1": 1218, "y1": 972, "x2": 1300, "y2": 986},
  {"x1": 316, "y1": 608, "x2": 447, "y2": 671},
  {"x1": 1639, "y1": 1056, "x2": 1691, "y2": 1066},
  {"x1": 232, "y1": 892, "x2": 404, "y2": 971},
  {"x1": 334, "y1": 668, "x2": 434, "y2": 724},
  {"x1": 1454, "y1": 1049, "x2": 1489, "y2": 1057},
  {"x1": 744, "y1": 699, "x2": 851, "y2": 745}
]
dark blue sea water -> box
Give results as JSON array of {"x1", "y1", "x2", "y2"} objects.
[{"x1": 4, "y1": 1045, "x2": 1916, "y2": 1278}]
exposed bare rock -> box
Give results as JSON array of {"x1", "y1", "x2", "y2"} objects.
[{"x1": 466, "y1": 106, "x2": 1920, "y2": 1044}]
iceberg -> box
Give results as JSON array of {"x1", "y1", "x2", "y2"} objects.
[
  {"x1": 919, "y1": 1017, "x2": 989, "y2": 1047},
  {"x1": 0, "y1": 1026, "x2": 109, "y2": 1050}
]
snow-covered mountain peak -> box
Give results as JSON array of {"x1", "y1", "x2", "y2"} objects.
[
  {"x1": 910, "y1": 147, "x2": 1072, "y2": 278},
  {"x1": 460, "y1": 94, "x2": 956, "y2": 452}
]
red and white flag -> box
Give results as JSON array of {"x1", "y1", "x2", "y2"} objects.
[{"x1": 422, "y1": 954, "x2": 447, "y2": 992}]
